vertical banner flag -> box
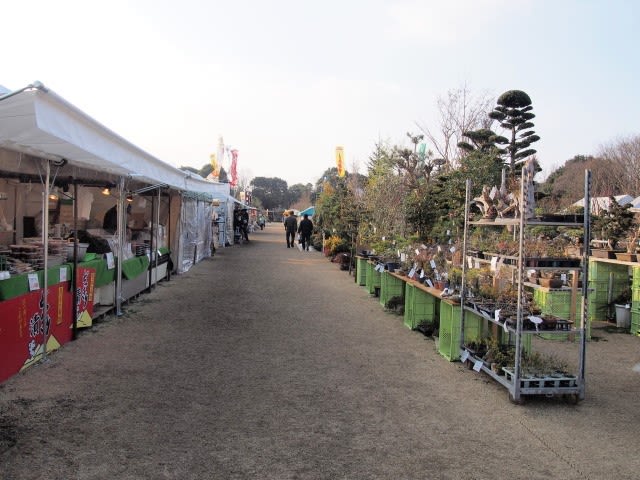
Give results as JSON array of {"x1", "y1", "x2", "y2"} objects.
[
  {"x1": 418, "y1": 143, "x2": 427, "y2": 160},
  {"x1": 335, "y1": 146, "x2": 345, "y2": 177},
  {"x1": 217, "y1": 136, "x2": 225, "y2": 178},
  {"x1": 230, "y1": 149, "x2": 239, "y2": 187},
  {"x1": 209, "y1": 153, "x2": 219, "y2": 180}
]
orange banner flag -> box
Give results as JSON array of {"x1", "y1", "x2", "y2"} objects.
[{"x1": 335, "y1": 146, "x2": 345, "y2": 177}]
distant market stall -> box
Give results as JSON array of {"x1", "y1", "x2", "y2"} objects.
[{"x1": 0, "y1": 82, "x2": 229, "y2": 383}]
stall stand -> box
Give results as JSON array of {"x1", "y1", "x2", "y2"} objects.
[{"x1": 0, "y1": 82, "x2": 230, "y2": 383}]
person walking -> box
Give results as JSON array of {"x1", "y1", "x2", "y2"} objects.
[
  {"x1": 284, "y1": 211, "x2": 297, "y2": 248},
  {"x1": 297, "y1": 214, "x2": 313, "y2": 251},
  {"x1": 240, "y1": 208, "x2": 250, "y2": 241}
]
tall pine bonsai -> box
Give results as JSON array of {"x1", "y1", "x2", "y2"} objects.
[{"x1": 488, "y1": 90, "x2": 540, "y2": 174}]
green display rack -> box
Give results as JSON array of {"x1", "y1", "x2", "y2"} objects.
[
  {"x1": 366, "y1": 262, "x2": 382, "y2": 296},
  {"x1": 403, "y1": 283, "x2": 438, "y2": 329},
  {"x1": 356, "y1": 257, "x2": 368, "y2": 286},
  {"x1": 379, "y1": 271, "x2": 405, "y2": 308}
]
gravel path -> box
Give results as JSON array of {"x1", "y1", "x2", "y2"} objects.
[{"x1": 1, "y1": 222, "x2": 639, "y2": 479}]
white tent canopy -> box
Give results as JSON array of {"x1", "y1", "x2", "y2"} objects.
[
  {"x1": 572, "y1": 194, "x2": 635, "y2": 214},
  {"x1": 0, "y1": 82, "x2": 229, "y2": 198},
  {"x1": 0, "y1": 81, "x2": 232, "y2": 316}
]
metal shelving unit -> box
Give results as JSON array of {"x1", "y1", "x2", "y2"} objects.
[{"x1": 459, "y1": 168, "x2": 591, "y2": 403}]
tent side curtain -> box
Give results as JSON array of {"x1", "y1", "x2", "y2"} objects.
[
  {"x1": 177, "y1": 196, "x2": 214, "y2": 274},
  {"x1": 0, "y1": 87, "x2": 230, "y2": 198}
]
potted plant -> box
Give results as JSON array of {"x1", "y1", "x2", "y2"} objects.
[
  {"x1": 592, "y1": 197, "x2": 634, "y2": 258},
  {"x1": 616, "y1": 225, "x2": 639, "y2": 262}
]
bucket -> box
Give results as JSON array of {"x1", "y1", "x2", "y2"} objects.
[{"x1": 615, "y1": 304, "x2": 631, "y2": 329}]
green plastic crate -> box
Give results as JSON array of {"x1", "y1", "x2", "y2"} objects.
[
  {"x1": 438, "y1": 301, "x2": 462, "y2": 361},
  {"x1": 440, "y1": 301, "x2": 484, "y2": 361},
  {"x1": 631, "y1": 310, "x2": 640, "y2": 335},
  {"x1": 366, "y1": 262, "x2": 382, "y2": 295},
  {"x1": 533, "y1": 289, "x2": 581, "y2": 318},
  {"x1": 356, "y1": 257, "x2": 368, "y2": 286},
  {"x1": 380, "y1": 271, "x2": 405, "y2": 308},
  {"x1": 589, "y1": 259, "x2": 629, "y2": 279},
  {"x1": 403, "y1": 283, "x2": 438, "y2": 329},
  {"x1": 588, "y1": 279, "x2": 629, "y2": 322}
]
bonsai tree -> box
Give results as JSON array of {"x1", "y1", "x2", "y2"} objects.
[
  {"x1": 593, "y1": 197, "x2": 635, "y2": 250},
  {"x1": 625, "y1": 225, "x2": 640, "y2": 254},
  {"x1": 488, "y1": 90, "x2": 540, "y2": 175}
]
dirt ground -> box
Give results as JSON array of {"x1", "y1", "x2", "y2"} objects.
[{"x1": 1, "y1": 222, "x2": 639, "y2": 480}]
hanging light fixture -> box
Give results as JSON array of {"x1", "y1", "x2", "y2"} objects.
[
  {"x1": 101, "y1": 186, "x2": 111, "y2": 196},
  {"x1": 126, "y1": 193, "x2": 134, "y2": 202},
  {"x1": 49, "y1": 186, "x2": 59, "y2": 201}
]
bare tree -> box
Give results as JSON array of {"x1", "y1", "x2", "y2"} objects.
[
  {"x1": 598, "y1": 134, "x2": 640, "y2": 195},
  {"x1": 415, "y1": 85, "x2": 494, "y2": 169}
]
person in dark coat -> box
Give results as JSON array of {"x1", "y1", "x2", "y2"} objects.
[
  {"x1": 240, "y1": 208, "x2": 250, "y2": 241},
  {"x1": 284, "y1": 211, "x2": 297, "y2": 248},
  {"x1": 297, "y1": 214, "x2": 313, "y2": 251}
]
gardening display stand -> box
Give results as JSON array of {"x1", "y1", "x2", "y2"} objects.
[{"x1": 458, "y1": 168, "x2": 590, "y2": 404}]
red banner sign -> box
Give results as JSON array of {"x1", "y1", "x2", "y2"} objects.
[{"x1": 0, "y1": 267, "x2": 95, "y2": 383}]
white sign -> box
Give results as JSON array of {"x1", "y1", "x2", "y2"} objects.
[
  {"x1": 461, "y1": 350, "x2": 469, "y2": 362},
  {"x1": 28, "y1": 273, "x2": 40, "y2": 291},
  {"x1": 430, "y1": 260, "x2": 436, "y2": 269},
  {"x1": 59, "y1": 267, "x2": 67, "y2": 283},
  {"x1": 490, "y1": 256, "x2": 498, "y2": 272},
  {"x1": 473, "y1": 359, "x2": 484, "y2": 372},
  {"x1": 106, "y1": 252, "x2": 115, "y2": 269},
  {"x1": 425, "y1": 279, "x2": 434, "y2": 288},
  {"x1": 408, "y1": 267, "x2": 416, "y2": 278}
]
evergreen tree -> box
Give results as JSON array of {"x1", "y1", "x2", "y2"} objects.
[{"x1": 488, "y1": 90, "x2": 540, "y2": 174}]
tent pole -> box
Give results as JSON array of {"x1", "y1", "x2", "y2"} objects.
[
  {"x1": 115, "y1": 177, "x2": 125, "y2": 316},
  {"x1": 147, "y1": 191, "x2": 155, "y2": 292},
  {"x1": 155, "y1": 187, "x2": 160, "y2": 276},
  {"x1": 167, "y1": 192, "x2": 172, "y2": 281},
  {"x1": 72, "y1": 181, "x2": 78, "y2": 340},
  {"x1": 42, "y1": 160, "x2": 50, "y2": 360}
]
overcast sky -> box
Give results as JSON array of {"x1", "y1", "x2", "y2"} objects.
[{"x1": 1, "y1": 0, "x2": 638, "y2": 186}]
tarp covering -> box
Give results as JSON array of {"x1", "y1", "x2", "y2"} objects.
[
  {"x1": 299, "y1": 206, "x2": 315, "y2": 217},
  {"x1": 0, "y1": 85, "x2": 229, "y2": 198},
  {"x1": 177, "y1": 195, "x2": 213, "y2": 273}
]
